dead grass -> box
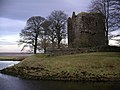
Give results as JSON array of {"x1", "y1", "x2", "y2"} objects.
[{"x1": 0, "y1": 56, "x2": 27, "y2": 61}]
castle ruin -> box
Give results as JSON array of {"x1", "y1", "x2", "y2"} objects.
[{"x1": 68, "y1": 12, "x2": 106, "y2": 48}]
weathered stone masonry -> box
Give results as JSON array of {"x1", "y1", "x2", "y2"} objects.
[
  {"x1": 68, "y1": 12, "x2": 106, "y2": 48},
  {"x1": 46, "y1": 12, "x2": 107, "y2": 56}
]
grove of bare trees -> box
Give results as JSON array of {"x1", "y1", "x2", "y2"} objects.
[{"x1": 19, "y1": 10, "x2": 68, "y2": 54}]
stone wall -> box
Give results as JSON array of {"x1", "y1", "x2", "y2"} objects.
[
  {"x1": 46, "y1": 48, "x2": 90, "y2": 56},
  {"x1": 68, "y1": 12, "x2": 106, "y2": 48},
  {"x1": 46, "y1": 46, "x2": 120, "y2": 56}
]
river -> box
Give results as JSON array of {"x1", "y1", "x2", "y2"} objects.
[{"x1": 0, "y1": 61, "x2": 120, "y2": 90}]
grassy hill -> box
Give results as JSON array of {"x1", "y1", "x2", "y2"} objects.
[{"x1": 1, "y1": 52, "x2": 120, "y2": 81}]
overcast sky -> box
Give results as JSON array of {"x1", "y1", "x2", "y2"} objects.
[{"x1": 0, "y1": 0, "x2": 118, "y2": 52}]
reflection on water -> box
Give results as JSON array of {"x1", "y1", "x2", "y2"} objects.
[
  {"x1": 0, "y1": 61, "x2": 20, "y2": 70},
  {"x1": 0, "y1": 61, "x2": 120, "y2": 90},
  {"x1": 0, "y1": 74, "x2": 120, "y2": 90}
]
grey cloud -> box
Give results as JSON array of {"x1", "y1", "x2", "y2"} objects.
[
  {"x1": 0, "y1": 0, "x2": 91, "y2": 20},
  {"x1": 0, "y1": 30, "x2": 19, "y2": 36},
  {"x1": 0, "y1": 41, "x2": 16, "y2": 45},
  {"x1": 0, "y1": 0, "x2": 66, "y2": 20}
]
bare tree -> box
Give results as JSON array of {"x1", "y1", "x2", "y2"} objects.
[
  {"x1": 110, "y1": 0, "x2": 120, "y2": 30},
  {"x1": 47, "y1": 10, "x2": 68, "y2": 49},
  {"x1": 19, "y1": 16, "x2": 45, "y2": 54},
  {"x1": 89, "y1": 0, "x2": 120, "y2": 45},
  {"x1": 38, "y1": 20, "x2": 51, "y2": 53},
  {"x1": 43, "y1": 20, "x2": 58, "y2": 49}
]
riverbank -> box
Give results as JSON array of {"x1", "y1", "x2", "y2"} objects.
[
  {"x1": 1, "y1": 52, "x2": 120, "y2": 81},
  {"x1": 0, "y1": 56, "x2": 27, "y2": 61},
  {"x1": 0, "y1": 53, "x2": 33, "y2": 61}
]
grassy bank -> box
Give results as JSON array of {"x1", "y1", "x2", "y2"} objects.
[
  {"x1": 0, "y1": 56, "x2": 27, "y2": 61},
  {"x1": 1, "y1": 52, "x2": 120, "y2": 81}
]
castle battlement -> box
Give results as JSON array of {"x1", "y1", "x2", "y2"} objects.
[{"x1": 68, "y1": 12, "x2": 106, "y2": 48}]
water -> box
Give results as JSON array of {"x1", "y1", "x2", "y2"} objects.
[
  {"x1": 0, "y1": 53, "x2": 33, "y2": 56},
  {"x1": 0, "y1": 61, "x2": 120, "y2": 90},
  {"x1": 0, "y1": 61, "x2": 20, "y2": 70}
]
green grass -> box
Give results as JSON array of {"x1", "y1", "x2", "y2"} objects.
[
  {"x1": 0, "y1": 56, "x2": 15, "y2": 60},
  {"x1": 2, "y1": 52, "x2": 120, "y2": 81},
  {"x1": 0, "y1": 56, "x2": 27, "y2": 61}
]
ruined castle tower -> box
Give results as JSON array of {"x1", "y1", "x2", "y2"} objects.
[{"x1": 68, "y1": 12, "x2": 106, "y2": 48}]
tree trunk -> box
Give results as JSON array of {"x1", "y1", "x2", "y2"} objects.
[
  {"x1": 34, "y1": 46, "x2": 37, "y2": 54},
  {"x1": 34, "y1": 34, "x2": 38, "y2": 54},
  {"x1": 44, "y1": 38, "x2": 47, "y2": 53},
  {"x1": 105, "y1": 29, "x2": 109, "y2": 45},
  {"x1": 57, "y1": 42, "x2": 60, "y2": 49},
  {"x1": 105, "y1": 0, "x2": 109, "y2": 46},
  {"x1": 57, "y1": 36, "x2": 61, "y2": 49},
  {"x1": 57, "y1": 29, "x2": 61, "y2": 49},
  {"x1": 44, "y1": 48, "x2": 46, "y2": 53}
]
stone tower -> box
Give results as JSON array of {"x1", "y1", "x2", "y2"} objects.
[{"x1": 68, "y1": 12, "x2": 106, "y2": 48}]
